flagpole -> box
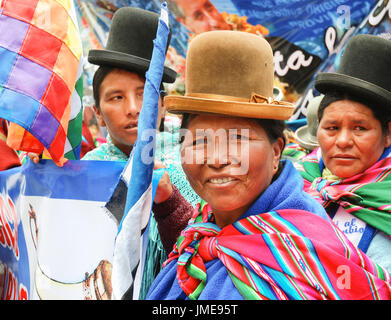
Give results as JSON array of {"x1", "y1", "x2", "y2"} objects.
[{"x1": 111, "y1": 2, "x2": 171, "y2": 300}]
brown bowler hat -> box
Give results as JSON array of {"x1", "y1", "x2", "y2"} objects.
[{"x1": 165, "y1": 30, "x2": 294, "y2": 120}]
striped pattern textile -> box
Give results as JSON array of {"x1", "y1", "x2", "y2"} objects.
[
  {"x1": 282, "y1": 142, "x2": 308, "y2": 160},
  {"x1": 164, "y1": 200, "x2": 391, "y2": 300},
  {"x1": 0, "y1": 0, "x2": 83, "y2": 166},
  {"x1": 297, "y1": 147, "x2": 391, "y2": 236}
]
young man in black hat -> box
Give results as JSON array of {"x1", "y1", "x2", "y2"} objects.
[
  {"x1": 84, "y1": 6, "x2": 198, "y2": 299},
  {"x1": 84, "y1": 6, "x2": 176, "y2": 161}
]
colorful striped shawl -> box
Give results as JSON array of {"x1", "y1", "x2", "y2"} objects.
[
  {"x1": 297, "y1": 147, "x2": 391, "y2": 236},
  {"x1": 164, "y1": 201, "x2": 391, "y2": 300}
]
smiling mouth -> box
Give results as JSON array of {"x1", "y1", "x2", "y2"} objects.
[
  {"x1": 125, "y1": 123, "x2": 137, "y2": 129},
  {"x1": 208, "y1": 177, "x2": 236, "y2": 184}
]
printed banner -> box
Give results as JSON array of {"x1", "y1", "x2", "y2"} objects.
[
  {"x1": 292, "y1": 0, "x2": 391, "y2": 120},
  {"x1": 0, "y1": 159, "x2": 127, "y2": 300},
  {"x1": 74, "y1": 0, "x2": 375, "y2": 108}
]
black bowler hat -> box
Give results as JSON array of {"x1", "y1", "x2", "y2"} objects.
[
  {"x1": 88, "y1": 7, "x2": 177, "y2": 83},
  {"x1": 315, "y1": 34, "x2": 391, "y2": 108}
]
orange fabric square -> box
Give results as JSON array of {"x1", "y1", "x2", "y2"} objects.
[
  {"x1": 2, "y1": 0, "x2": 39, "y2": 23},
  {"x1": 20, "y1": 24, "x2": 62, "y2": 70},
  {"x1": 53, "y1": 43, "x2": 78, "y2": 91},
  {"x1": 7, "y1": 122, "x2": 44, "y2": 153},
  {"x1": 31, "y1": 0, "x2": 68, "y2": 41}
]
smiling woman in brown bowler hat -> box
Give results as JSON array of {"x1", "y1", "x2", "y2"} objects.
[{"x1": 147, "y1": 31, "x2": 391, "y2": 300}]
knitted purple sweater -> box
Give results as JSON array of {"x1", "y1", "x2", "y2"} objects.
[{"x1": 152, "y1": 185, "x2": 194, "y2": 253}]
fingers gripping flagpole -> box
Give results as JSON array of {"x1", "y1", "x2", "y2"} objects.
[{"x1": 111, "y1": 3, "x2": 171, "y2": 300}]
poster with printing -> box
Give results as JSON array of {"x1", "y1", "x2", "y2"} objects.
[
  {"x1": 75, "y1": 0, "x2": 375, "y2": 112},
  {"x1": 293, "y1": 0, "x2": 391, "y2": 119},
  {"x1": 0, "y1": 159, "x2": 126, "y2": 300}
]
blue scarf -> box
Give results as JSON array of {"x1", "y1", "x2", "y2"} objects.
[{"x1": 146, "y1": 160, "x2": 329, "y2": 300}]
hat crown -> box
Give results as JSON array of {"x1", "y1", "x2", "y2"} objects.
[
  {"x1": 315, "y1": 34, "x2": 391, "y2": 109},
  {"x1": 106, "y1": 7, "x2": 159, "y2": 60},
  {"x1": 185, "y1": 31, "x2": 274, "y2": 99},
  {"x1": 87, "y1": 7, "x2": 176, "y2": 83},
  {"x1": 337, "y1": 34, "x2": 391, "y2": 91}
]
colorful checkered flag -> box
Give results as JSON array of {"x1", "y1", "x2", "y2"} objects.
[{"x1": 0, "y1": 0, "x2": 83, "y2": 165}]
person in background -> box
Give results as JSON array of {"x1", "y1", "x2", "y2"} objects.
[
  {"x1": 85, "y1": 6, "x2": 198, "y2": 298},
  {"x1": 147, "y1": 30, "x2": 391, "y2": 300},
  {"x1": 167, "y1": 0, "x2": 231, "y2": 34},
  {"x1": 282, "y1": 95, "x2": 323, "y2": 164},
  {"x1": 298, "y1": 34, "x2": 391, "y2": 273}
]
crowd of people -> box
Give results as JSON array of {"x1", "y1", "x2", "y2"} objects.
[{"x1": 1, "y1": 5, "x2": 391, "y2": 300}]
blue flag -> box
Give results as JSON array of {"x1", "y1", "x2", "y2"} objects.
[{"x1": 111, "y1": 2, "x2": 171, "y2": 300}]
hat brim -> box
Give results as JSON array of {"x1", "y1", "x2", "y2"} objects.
[
  {"x1": 315, "y1": 73, "x2": 391, "y2": 107},
  {"x1": 88, "y1": 49, "x2": 177, "y2": 83},
  {"x1": 294, "y1": 125, "x2": 319, "y2": 151},
  {"x1": 164, "y1": 95, "x2": 294, "y2": 120}
]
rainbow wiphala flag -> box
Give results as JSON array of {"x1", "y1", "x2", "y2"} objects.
[{"x1": 0, "y1": 0, "x2": 83, "y2": 165}]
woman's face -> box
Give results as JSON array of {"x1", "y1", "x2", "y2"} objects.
[
  {"x1": 181, "y1": 115, "x2": 283, "y2": 228},
  {"x1": 317, "y1": 100, "x2": 391, "y2": 178}
]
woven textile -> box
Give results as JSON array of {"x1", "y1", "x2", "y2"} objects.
[
  {"x1": 165, "y1": 200, "x2": 391, "y2": 300},
  {"x1": 0, "y1": 0, "x2": 83, "y2": 165},
  {"x1": 297, "y1": 147, "x2": 391, "y2": 236}
]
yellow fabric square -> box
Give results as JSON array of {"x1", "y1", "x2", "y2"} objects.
[
  {"x1": 55, "y1": 0, "x2": 72, "y2": 12},
  {"x1": 64, "y1": 19, "x2": 82, "y2": 60}
]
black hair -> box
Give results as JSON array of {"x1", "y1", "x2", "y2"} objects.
[
  {"x1": 318, "y1": 91, "x2": 391, "y2": 135},
  {"x1": 92, "y1": 66, "x2": 115, "y2": 109}
]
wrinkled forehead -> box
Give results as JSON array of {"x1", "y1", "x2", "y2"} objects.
[{"x1": 184, "y1": 113, "x2": 262, "y2": 130}]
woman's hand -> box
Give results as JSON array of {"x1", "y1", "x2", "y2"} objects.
[
  {"x1": 28, "y1": 152, "x2": 40, "y2": 164},
  {"x1": 154, "y1": 160, "x2": 173, "y2": 204}
]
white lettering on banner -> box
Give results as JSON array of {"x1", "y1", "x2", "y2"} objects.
[
  {"x1": 324, "y1": 26, "x2": 356, "y2": 57},
  {"x1": 336, "y1": 5, "x2": 351, "y2": 29},
  {"x1": 290, "y1": 89, "x2": 315, "y2": 120},
  {"x1": 274, "y1": 50, "x2": 313, "y2": 77},
  {"x1": 368, "y1": 0, "x2": 391, "y2": 27},
  {"x1": 0, "y1": 195, "x2": 19, "y2": 260}
]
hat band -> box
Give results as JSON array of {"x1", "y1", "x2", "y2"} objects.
[{"x1": 186, "y1": 92, "x2": 291, "y2": 106}]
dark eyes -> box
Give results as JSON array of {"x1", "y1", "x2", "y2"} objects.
[
  {"x1": 110, "y1": 95, "x2": 123, "y2": 101},
  {"x1": 191, "y1": 135, "x2": 250, "y2": 146},
  {"x1": 324, "y1": 126, "x2": 367, "y2": 131}
]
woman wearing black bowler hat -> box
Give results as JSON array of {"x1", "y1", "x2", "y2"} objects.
[{"x1": 299, "y1": 34, "x2": 391, "y2": 273}]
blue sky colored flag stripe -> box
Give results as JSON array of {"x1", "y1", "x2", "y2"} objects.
[{"x1": 111, "y1": 2, "x2": 170, "y2": 300}]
